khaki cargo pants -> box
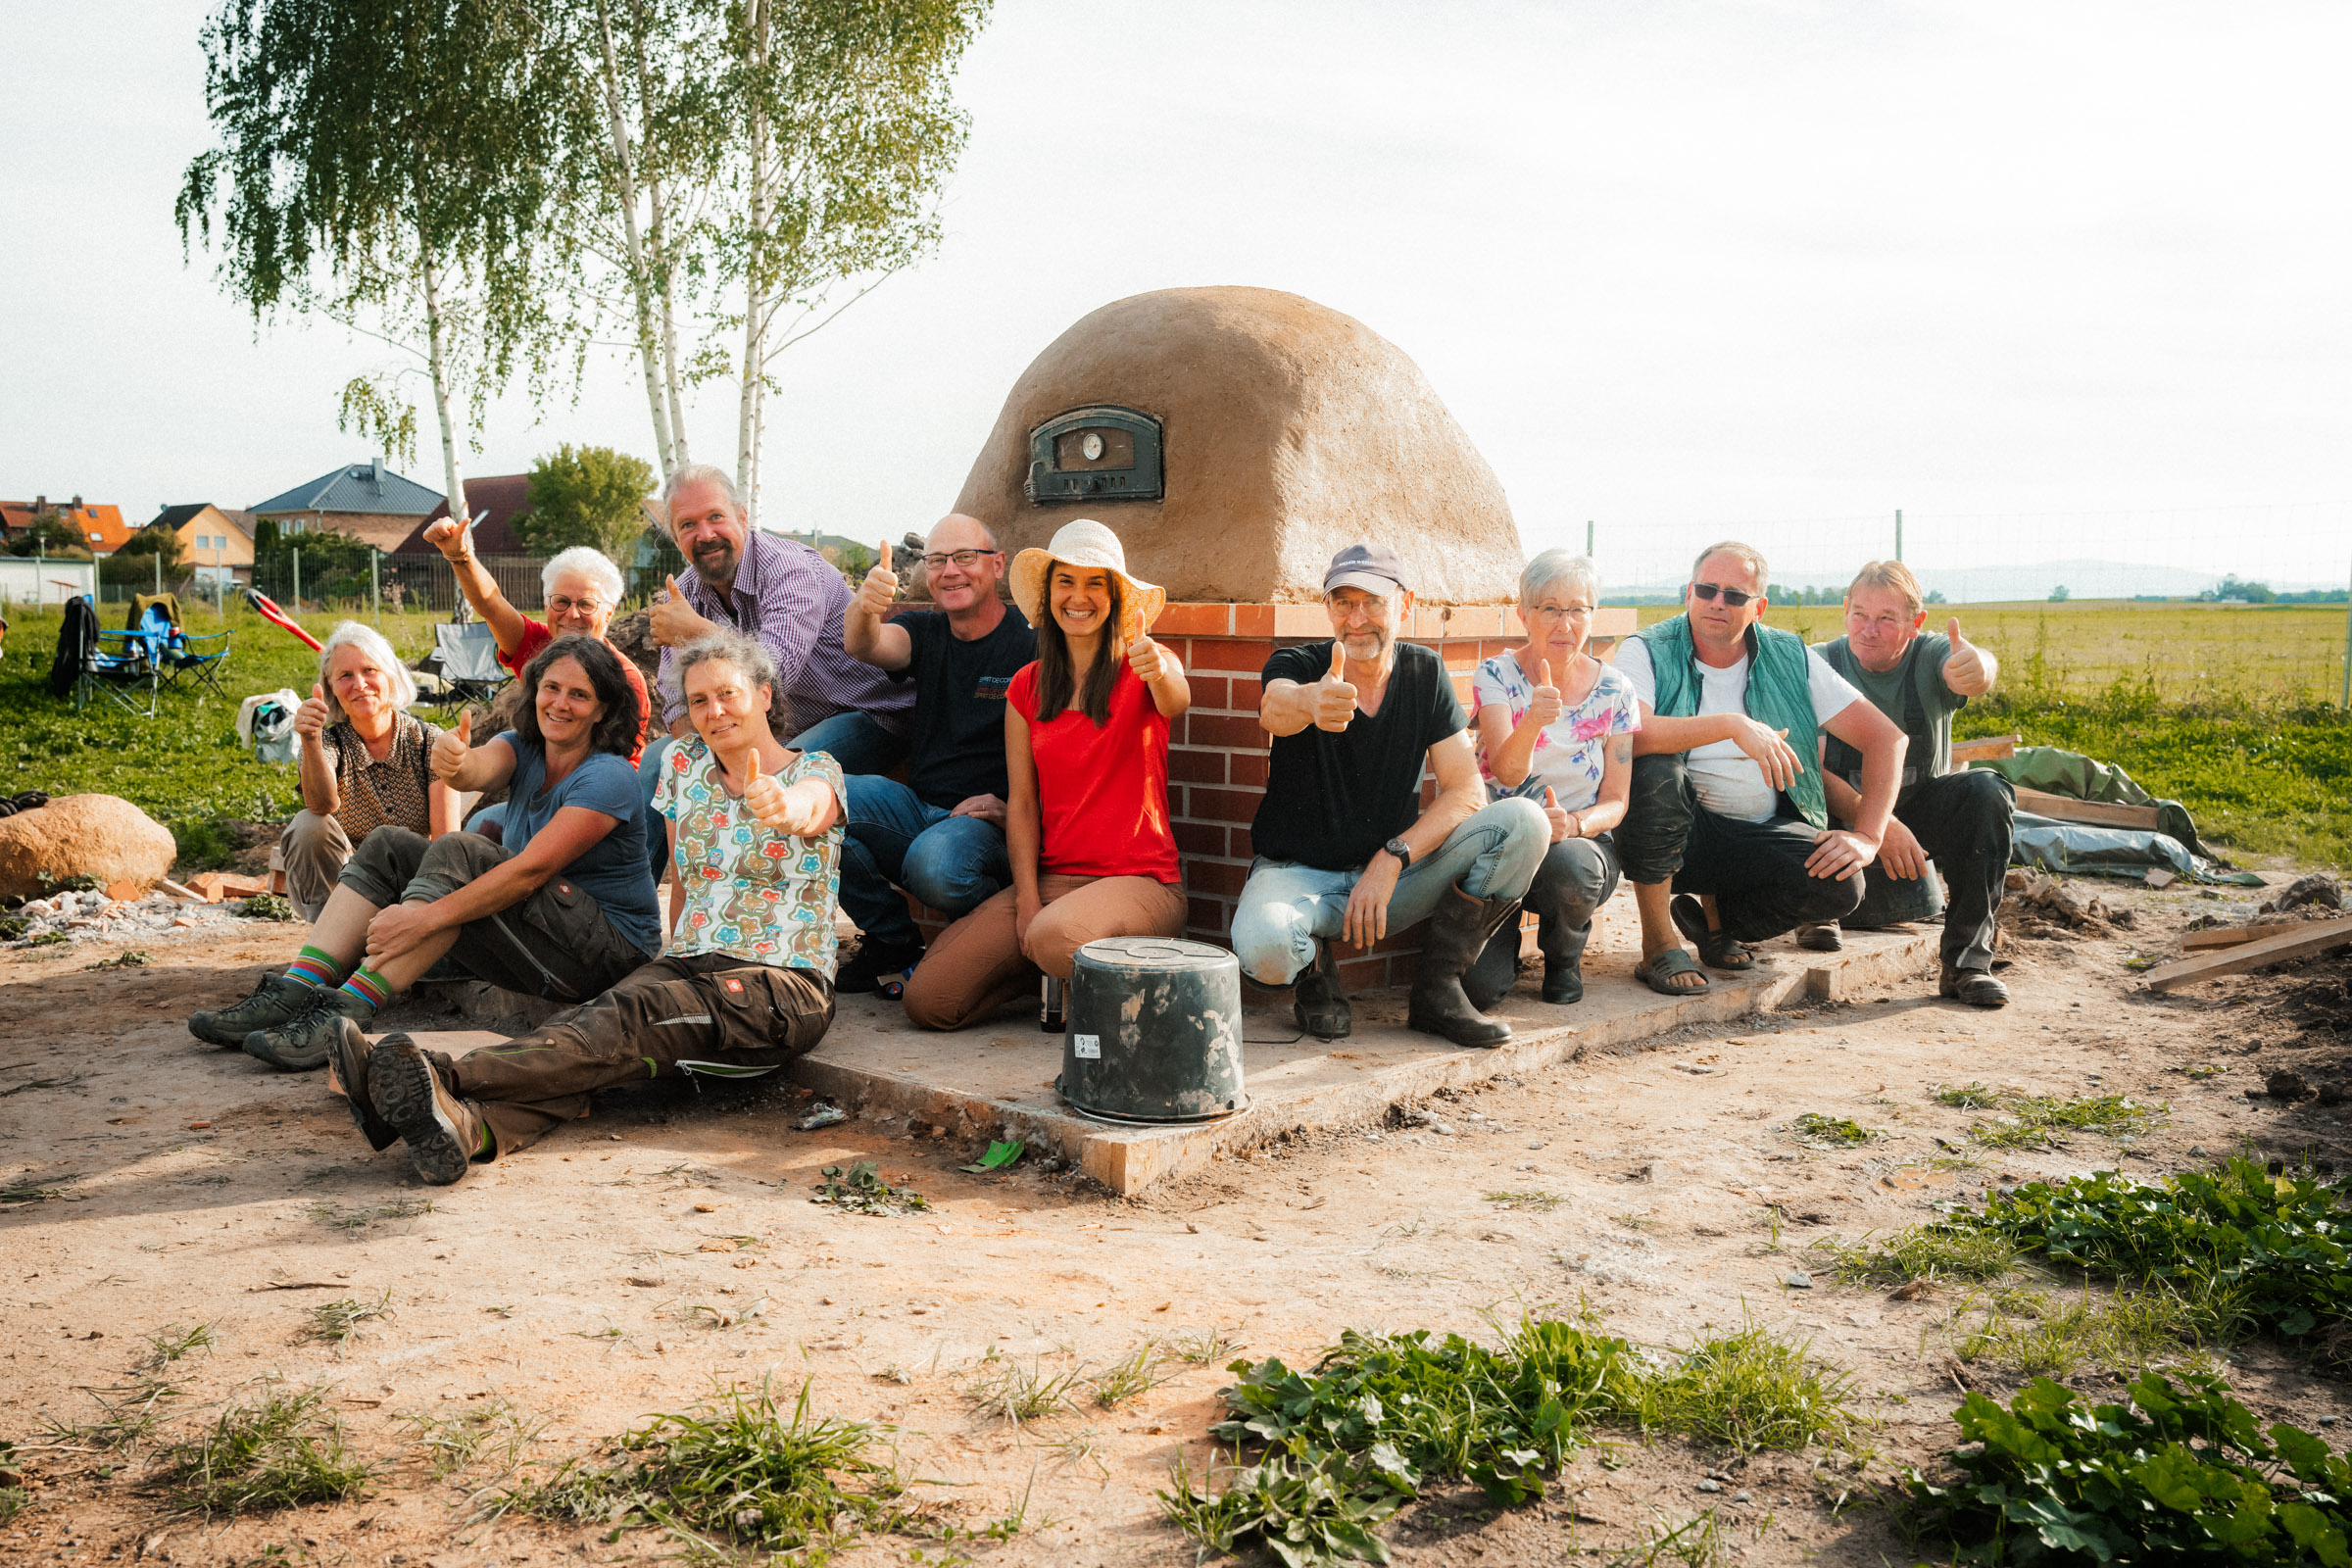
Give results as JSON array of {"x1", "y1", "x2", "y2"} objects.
[{"x1": 436, "y1": 953, "x2": 836, "y2": 1155}]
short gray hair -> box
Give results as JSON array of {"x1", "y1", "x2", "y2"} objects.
[
  {"x1": 662, "y1": 463, "x2": 742, "y2": 534},
  {"x1": 1690, "y1": 540, "x2": 1769, "y2": 594},
  {"x1": 540, "y1": 546, "x2": 624, "y2": 607},
  {"x1": 316, "y1": 620, "x2": 417, "y2": 718},
  {"x1": 1519, "y1": 549, "x2": 1600, "y2": 608},
  {"x1": 674, "y1": 631, "x2": 776, "y2": 701}
]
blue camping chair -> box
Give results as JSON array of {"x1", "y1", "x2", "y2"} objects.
[
  {"x1": 126, "y1": 596, "x2": 233, "y2": 699},
  {"x1": 61, "y1": 596, "x2": 160, "y2": 716},
  {"x1": 427, "y1": 619, "x2": 508, "y2": 711}
]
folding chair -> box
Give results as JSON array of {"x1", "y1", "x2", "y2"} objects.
[
  {"x1": 58, "y1": 596, "x2": 159, "y2": 717},
  {"x1": 426, "y1": 620, "x2": 508, "y2": 711},
  {"x1": 162, "y1": 623, "x2": 233, "y2": 698}
]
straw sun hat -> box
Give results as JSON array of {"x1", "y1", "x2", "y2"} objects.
[{"x1": 1008, "y1": 519, "x2": 1166, "y2": 646}]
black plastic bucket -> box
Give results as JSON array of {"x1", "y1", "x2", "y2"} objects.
[{"x1": 1055, "y1": 936, "x2": 1246, "y2": 1123}]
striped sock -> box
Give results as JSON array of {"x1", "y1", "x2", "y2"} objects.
[
  {"x1": 284, "y1": 947, "x2": 344, "y2": 990},
  {"x1": 337, "y1": 967, "x2": 391, "y2": 1014}
]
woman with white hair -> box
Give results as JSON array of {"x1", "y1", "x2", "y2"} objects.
[
  {"x1": 278, "y1": 621, "x2": 456, "y2": 921},
  {"x1": 1464, "y1": 551, "x2": 1640, "y2": 1005}
]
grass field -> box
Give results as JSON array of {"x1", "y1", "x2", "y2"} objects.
[{"x1": 5, "y1": 597, "x2": 2350, "y2": 875}]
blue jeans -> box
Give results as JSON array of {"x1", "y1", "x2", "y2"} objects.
[
  {"x1": 633, "y1": 710, "x2": 910, "y2": 885},
  {"x1": 837, "y1": 774, "x2": 1009, "y2": 949},
  {"x1": 1230, "y1": 797, "x2": 1549, "y2": 986}
]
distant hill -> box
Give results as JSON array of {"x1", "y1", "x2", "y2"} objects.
[{"x1": 1607, "y1": 558, "x2": 2330, "y2": 605}]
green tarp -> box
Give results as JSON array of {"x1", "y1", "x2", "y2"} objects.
[{"x1": 1972, "y1": 746, "x2": 2263, "y2": 886}]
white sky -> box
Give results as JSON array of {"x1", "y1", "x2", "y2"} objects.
[{"x1": 5, "y1": 1, "x2": 2348, "y2": 590}]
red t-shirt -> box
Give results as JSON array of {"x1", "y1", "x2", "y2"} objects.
[
  {"x1": 1007, "y1": 661, "x2": 1179, "y2": 884},
  {"x1": 502, "y1": 617, "x2": 651, "y2": 766}
]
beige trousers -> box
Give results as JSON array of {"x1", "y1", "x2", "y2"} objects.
[
  {"x1": 280, "y1": 810, "x2": 354, "y2": 922},
  {"x1": 901, "y1": 872, "x2": 1187, "y2": 1032}
]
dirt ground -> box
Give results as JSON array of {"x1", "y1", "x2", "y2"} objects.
[{"x1": 6, "y1": 874, "x2": 2351, "y2": 1567}]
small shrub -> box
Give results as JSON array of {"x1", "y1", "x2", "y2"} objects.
[
  {"x1": 1159, "y1": 1440, "x2": 1413, "y2": 1566},
  {"x1": 235, "y1": 893, "x2": 294, "y2": 921}
]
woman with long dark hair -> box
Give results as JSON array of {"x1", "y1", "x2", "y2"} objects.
[
  {"x1": 902, "y1": 520, "x2": 1191, "y2": 1030},
  {"x1": 191, "y1": 636, "x2": 661, "y2": 1069}
]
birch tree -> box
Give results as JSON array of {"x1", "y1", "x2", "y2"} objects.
[{"x1": 176, "y1": 0, "x2": 571, "y2": 541}]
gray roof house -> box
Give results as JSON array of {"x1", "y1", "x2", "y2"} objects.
[{"x1": 250, "y1": 460, "x2": 447, "y2": 552}]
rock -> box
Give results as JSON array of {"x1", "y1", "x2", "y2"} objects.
[
  {"x1": 0, "y1": 795, "x2": 176, "y2": 904},
  {"x1": 953, "y1": 286, "x2": 1524, "y2": 605},
  {"x1": 2276, "y1": 873, "x2": 2342, "y2": 912},
  {"x1": 1785, "y1": 1270, "x2": 1814, "y2": 1289},
  {"x1": 1695, "y1": 1478, "x2": 1723, "y2": 1493},
  {"x1": 2267, "y1": 1069, "x2": 2312, "y2": 1102}
]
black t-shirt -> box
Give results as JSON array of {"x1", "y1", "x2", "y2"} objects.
[
  {"x1": 1251, "y1": 640, "x2": 1466, "y2": 870},
  {"x1": 891, "y1": 606, "x2": 1038, "y2": 808}
]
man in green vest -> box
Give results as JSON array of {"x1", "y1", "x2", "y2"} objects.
[
  {"x1": 1805, "y1": 561, "x2": 2013, "y2": 1007},
  {"x1": 1616, "y1": 541, "x2": 1907, "y2": 996}
]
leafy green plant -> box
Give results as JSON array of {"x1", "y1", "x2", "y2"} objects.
[
  {"x1": 236, "y1": 894, "x2": 294, "y2": 921},
  {"x1": 809, "y1": 1160, "x2": 929, "y2": 1215},
  {"x1": 1904, "y1": 1371, "x2": 2352, "y2": 1563},
  {"x1": 26, "y1": 931, "x2": 67, "y2": 948},
  {"x1": 155, "y1": 1385, "x2": 372, "y2": 1515},
  {"x1": 1791, "y1": 1113, "x2": 1881, "y2": 1148},
  {"x1": 86, "y1": 949, "x2": 152, "y2": 970},
  {"x1": 1931, "y1": 1082, "x2": 2005, "y2": 1109},
  {"x1": 495, "y1": 1380, "x2": 905, "y2": 1556},
  {"x1": 1158, "y1": 1439, "x2": 1415, "y2": 1567}
]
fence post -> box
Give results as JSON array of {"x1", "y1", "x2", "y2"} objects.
[
  {"x1": 2340, "y1": 558, "x2": 2351, "y2": 709},
  {"x1": 371, "y1": 550, "x2": 381, "y2": 627},
  {"x1": 1894, "y1": 509, "x2": 1903, "y2": 563},
  {"x1": 154, "y1": 554, "x2": 162, "y2": 596},
  {"x1": 1586, "y1": 519, "x2": 1594, "y2": 558},
  {"x1": 292, "y1": 546, "x2": 301, "y2": 614}
]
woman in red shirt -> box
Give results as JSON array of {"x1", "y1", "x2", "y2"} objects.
[{"x1": 903, "y1": 520, "x2": 1190, "y2": 1030}]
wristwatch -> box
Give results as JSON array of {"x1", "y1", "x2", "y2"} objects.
[{"x1": 1382, "y1": 836, "x2": 1412, "y2": 869}]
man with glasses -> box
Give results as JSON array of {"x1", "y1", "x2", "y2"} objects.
[
  {"x1": 830, "y1": 514, "x2": 1036, "y2": 993},
  {"x1": 1614, "y1": 541, "x2": 1907, "y2": 996},
  {"x1": 1804, "y1": 561, "x2": 2012, "y2": 1006},
  {"x1": 1232, "y1": 543, "x2": 1548, "y2": 1048}
]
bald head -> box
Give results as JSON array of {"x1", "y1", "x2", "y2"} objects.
[
  {"x1": 923, "y1": 513, "x2": 1004, "y2": 613},
  {"x1": 928, "y1": 514, "x2": 996, "y2": 555}
]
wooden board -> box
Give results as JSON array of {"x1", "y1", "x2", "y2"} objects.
[
  {"x1": 1950, "y1": 733, "x2": 2020, "y2": 763},
  {"x1": 2182, "y1": 926, "x2": 2265, "y2": 951},
  {"x1": 2143, "y1": 913, "x2": 2352, "y2": 991},
  {"x1": 2013, "y1": 787, "x2": 2162, "y2": 831}
]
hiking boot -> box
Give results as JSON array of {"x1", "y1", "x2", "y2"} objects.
[
  {"x1": 1795, "y1": 921, "x2": 1844, "y2": 953},
  {"x1": 1538, "y1": 911, "x2": 1592, "y2": 1005},
  {"x1": 368, "y1": 1034, "x2": 489, "y2": 1185},
  {"x1": 1940, "y1": 965, "x2": 2011, "y2": 1008},
  {"x1": 1407, "y1": 888, "x2": 1521, "y2": 1049},
  {"x1": 324, "y1": 1018, "x2": 397, "y2": 1152},
  {"x1": 242, "y1": 985, "x2": 374, "y2": 1071},
  {"x1": 834, "y1": 936, "x2": 925, "y2": 996},
  {"x1": 1294, "y1": 942, "x2": 1351, "y2": 1041},
  {"x1": 189, "y1": 972, "x2": 317, "y2": 1048}
]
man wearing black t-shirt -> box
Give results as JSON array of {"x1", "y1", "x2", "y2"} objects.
[
  {"x1": 1233, "y1": 543, "x2": 1549, "y2": 1048},
  {"x1": 836, "y1": 515, "x2": 1038, "y2": 993}
]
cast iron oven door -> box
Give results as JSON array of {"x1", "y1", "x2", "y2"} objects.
[{"x1": 1025, "y1": 406, "x2": 1164, "y2": 504}]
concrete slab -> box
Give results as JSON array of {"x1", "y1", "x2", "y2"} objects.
[{"x1": 396, "y1": 891, "x2": 1940, "y2": 1197}]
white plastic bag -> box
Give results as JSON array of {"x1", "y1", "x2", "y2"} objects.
[{"x1": 238, "y1": 688, "x2": 304, "y2": 764}]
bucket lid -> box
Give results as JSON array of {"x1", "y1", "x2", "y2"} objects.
[{"x1": 1073, "y1": 936, "x2": 1234, "y2": 971}]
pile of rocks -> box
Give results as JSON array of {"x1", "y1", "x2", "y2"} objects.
[{"x1": 3, "y1": 888, "x2": 258, "y2": 949}]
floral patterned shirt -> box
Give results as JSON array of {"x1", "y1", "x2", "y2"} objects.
[
  {"x1": 1469, "y1": 652, "x2": 1641, "y2": 812},
  {"x1": 653, "y1": 739, "x2": 846, "y2": 979}
]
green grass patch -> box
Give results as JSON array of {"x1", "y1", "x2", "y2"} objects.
[
  {"x1": 1487, "y1": 1189, "x2": 1564, "y2": 1212},
  {"x1": 1947, "y1": 1283, "x2": 2221, "y2": 1379},
  {"x1": 1930, "y1": 1082, "x2": 2005, "y2": 1109},
  {"x1": 1630, "y1": 1320, "x2": 1863, "y2": 1457},
  {"x1": 1811, "y1": 1225, "x2": 2019, "y2": 1289},
  {"x1": 155, "y1": 1385, "x2": 372, "y2": 1516},
  {"x1": 1965, "y1": 1091, "x2": 2165, "y2": 1152},
  {"x1": 495, "y1": 1379, "x2": 906, "y2": 1557},
  {"x1": 1903, "y1": 1371, "x2": 2352, "y2": 1563},
  {"x1": 300, "y1": 1291, "x2": 391, "y2": 1348},
  {"x1": 395, "y1": 1396, "x2": 544, "y2": 1481},
  {"x1": 1791, "y1": 1112, "x2": 1882, "y2": 1148}
]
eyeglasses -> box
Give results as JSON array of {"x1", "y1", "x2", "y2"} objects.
[
  {"x1": 1690, "y1": 582, "x2": 1757, "y2": 608},
  {"x1": 922, "y1": 549, "x2": 998, "y2": 570},
  {"x1": 547, "y1": 595, "x2": 607, "y2": 615},
  {"x1": 1528, "y1": 603, "x2": 1594, "y2": 623}
]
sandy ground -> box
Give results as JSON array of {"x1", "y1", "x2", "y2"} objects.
[{"x1": 5, "y1": 875, "x2": 2350, "y2": 1567}]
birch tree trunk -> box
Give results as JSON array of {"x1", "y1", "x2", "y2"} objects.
[
  {"x1": 735, "y1": 0, "x2": 770, "y2": 526},
  {"x1": 418, "y1": 223, "x2": 474, "y2": 623},
  {"x1": 653, "y1": 174, "x2": 691, "y2": 469},
  {"x1": 596, "y1": 0, "x2": 677, "y2": 479}
]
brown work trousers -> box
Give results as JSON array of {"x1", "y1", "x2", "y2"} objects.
[
  {"x1": 901, "y1": 872, "x2": 1186, "y2": 1032},
  {"x1": 280, "y1": 809, "x2": 355, "y2": 923},
  {"x1": 442, "y1": 952, "x2": 835, "y2": 1156}
]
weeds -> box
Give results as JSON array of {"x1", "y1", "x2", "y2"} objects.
[
  {"x1": 1158, "y1": 1441, "x2": 1413, "y2": 1566},
  {"x1": 26, "y1": 931, "x2": 68, "y2": 948},
  {"x1": 965, "y1": 1349, "x2": 1088, "y2": 1427},
  {"x1": 1929, "y1": 1082, "x2": 2003, "y2": 1109},
  {"x1": 809, "y1": 1160, "x2": 929, "y2": 1216},
  {"x1": 1790, "y1": 1113, "x2": 1881, "y2": 1148},
  {"x1": 1810, "y1": 1225, "x2": 2018, "y2": 1289},
  {"x1": 155, "y1": 1385, "x2": 372, "y2": 1516},
  {"x1": 141, "y1": 1322, "x2": 217, "y2": 1369},
  {"x1": 1634, "y1": 1319, "x2": 1863, "y2": 1457},
  {"x1": 235, "y1": 894, "x2": 294, "y2": 921},
  {"x1": 396, "y1": 1398, "x2": 544, "y2": 1481},
  {"x1": 1945, "y1": 1283, "x2": 2219, "y2": 1378},
  {"x1": 1969, "y1": 1091, "x2": 2164, "y2": 1150},
  {"x1": 42, "y1": 1374, "x2": 185, "y2": 1451},
  {"x1": 1092, "y1": 1343, "x2": 1173, "y2": 1409},
  {"x1": 85, "y1": 949, "x2": 152, "y2": 970},
  {"x1": 1486, "y1": 1190, "x2": 1563, "y2": 1213},
  {"x1": 300, "y1": 1291, "x2": 391, "y2": 1348},
  {"x1": 1605, "y1": 1507, "x2": 1723, "y2": 1567},
  {"x1": 496, "y1": 1380, "x2": 906, "y2": 1556},
  {"x1": 1169, "y1": 1326, "x2": 1246, "y2": 1366}
]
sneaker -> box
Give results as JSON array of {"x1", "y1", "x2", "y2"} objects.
[
  {"x1": 1795, "y1": 921, "x2": 1844, "y2": 953},
  {"x1": 190, "y1": 972, "x2": 317, "y2": 1048},
  {"x1": 242, "y1": 986, "x2": 375, "y2": 1071},
  {"x1": 368, "y1": 1034, "x2": 489, "y2": 1185},
  {"x1": 834, "y1": 937, "x2": 925, "y2": 996},
  {"x1": 324, "y1": 1018, "x2": 398, "y2": 1152}
]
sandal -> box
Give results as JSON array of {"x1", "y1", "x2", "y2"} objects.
[
  {"x1": 1638, "y1": 948, "x2": 1710, "y2": 997},
  {"x1": 1671, "y1": 894, "x2": 1753, "y2": 970}
]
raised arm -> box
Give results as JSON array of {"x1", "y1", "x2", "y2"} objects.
[
  {"x1": 292, "y1": 684, "x2": 339, "y2": 817},
  {"x1": 422, "y1": 517, "x2": 533, "y2": 657},
  {"x1": 844, "y1": 540, "x2": 913, "y2": 671},
  {"x1": 427, "y1": 717, "x2": 519, "y2": 797},
  {"x1": 1260, "y1": 644, "x2": 1357, "y2": 737},
  {"x1": 1126, "y1": 635, "x2": 1189, "y2": 719}
]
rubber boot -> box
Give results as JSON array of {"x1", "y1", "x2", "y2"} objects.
[
  {"x1": 1462, "y1": 918, "x2": 1524, "y2": 1012},
  {"x1": 1293, "y1": 941, "x2": 1351, "y2": 1041},
  {"x1": 1406, "y1": 888, "x2": 1519, "y2": 1048},
  {"x1": 1539, "y1": 909, "x2": 1592, "y2": 1005}
]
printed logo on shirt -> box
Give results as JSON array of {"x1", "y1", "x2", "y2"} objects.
[
  {"x1": 724, "y1": 977, "x2": 744, "y2": 994},
  {"x1": 973, "y1": 674, "x2": 1014, "y2": 702}
]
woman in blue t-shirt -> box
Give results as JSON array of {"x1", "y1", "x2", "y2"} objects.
[{"x1": 191, "y1": 636, "x2": 660, "y2": 1071}]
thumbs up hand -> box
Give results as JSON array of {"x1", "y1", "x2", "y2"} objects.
[
  {"x1": 649, "y1": 572, "x2": 710, "y2": 649},
  {"x1": 1527, "y1": 658, "x2": 1565, "y2": 728},
  {"x1": 744, "y1": 748, "x2": 826, "y2": 835},
  {"x1": 1126, "y1": 634, "x2": 1166, "y2": 685},
  {"x1": 1314, "y1": 640, "x2": 1359, "y2": 732},
  {"x1": 294, "y1": 681, "x2": 331, "y2": 741},
  {"x1": 1941, "y1": 614, "x2": 1991, "y2": 694},
  {"x1": 1541, "y1": 784, "x2": 1575, "y2": 844},
  {"x1": 857, "y1": 540, "x2": 900, "y2": 618},
  {"x1": 421, "y1": 516, "x2": 468, "y2": 562},
  {"x1": 430, "y1": 709, "x2": 473, "y2": 784}
]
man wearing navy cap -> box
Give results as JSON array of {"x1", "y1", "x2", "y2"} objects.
[{"x1": 1231, "y1": 543, "x2": 1549, "y2": 1048}]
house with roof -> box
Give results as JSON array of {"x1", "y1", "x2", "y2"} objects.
[
  {"x1": 0, "y1": 494, "x2": 134, "y2": 555},
  {"x1": 146, "y1": 503, "x2": 257, "y2": 586},
  {"x1": 249, "y1": 460, "x2": 446, "y2": 553},
  {"x1": 389, "y1": 473, "x2": 536, "y2": 557}
]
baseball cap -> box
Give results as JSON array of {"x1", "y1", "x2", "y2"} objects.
[{"x1": 1322, "y1": 541, "x2": 1407, "y2": 596}]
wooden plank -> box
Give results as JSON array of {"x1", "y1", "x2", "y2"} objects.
[
  {"x1": 2144, "y1": 914, "x2": 2352, "y2": 991},
  {"x1": 2013, "y1": 787, "x2": 2162, "y2": 831},
  {"x1": 1950, "y1": 733, "x2": 2020, "y2": 763},
  {"x1": 2183, "y1": 926, "x2": 2264, "y2": 951}
]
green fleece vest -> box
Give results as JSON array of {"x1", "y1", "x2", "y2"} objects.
[{"x1": 1637, "y1": 613, "x2": 1828, "y2": 828}]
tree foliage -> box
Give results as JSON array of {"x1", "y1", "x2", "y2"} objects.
[{"x1": 522, "y1": 445, "x2": 657, "y2": 561}]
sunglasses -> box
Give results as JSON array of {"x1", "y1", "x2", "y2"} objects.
[{"x1": 1690, "y1": 581, "x2": 1757, "y2": 608}]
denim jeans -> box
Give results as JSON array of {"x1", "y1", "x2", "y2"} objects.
[
  {"x1": 632, "y1": 710, "x2": 910, "y2": 886},
  {"x1": 1229, "y1": 797, "x2": 1549, "y2": 986},
  {"x1": 837, "y1": 774, "x2": 1009, "y2": 949}
]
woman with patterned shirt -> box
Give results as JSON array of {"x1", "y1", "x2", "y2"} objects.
[
  {"x1": 1464, "y1": 550, "x2": 1641, "y2": 1005},
  {"x1": 317, "y1": 631, "x2": 847, "y2": 1185}
]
